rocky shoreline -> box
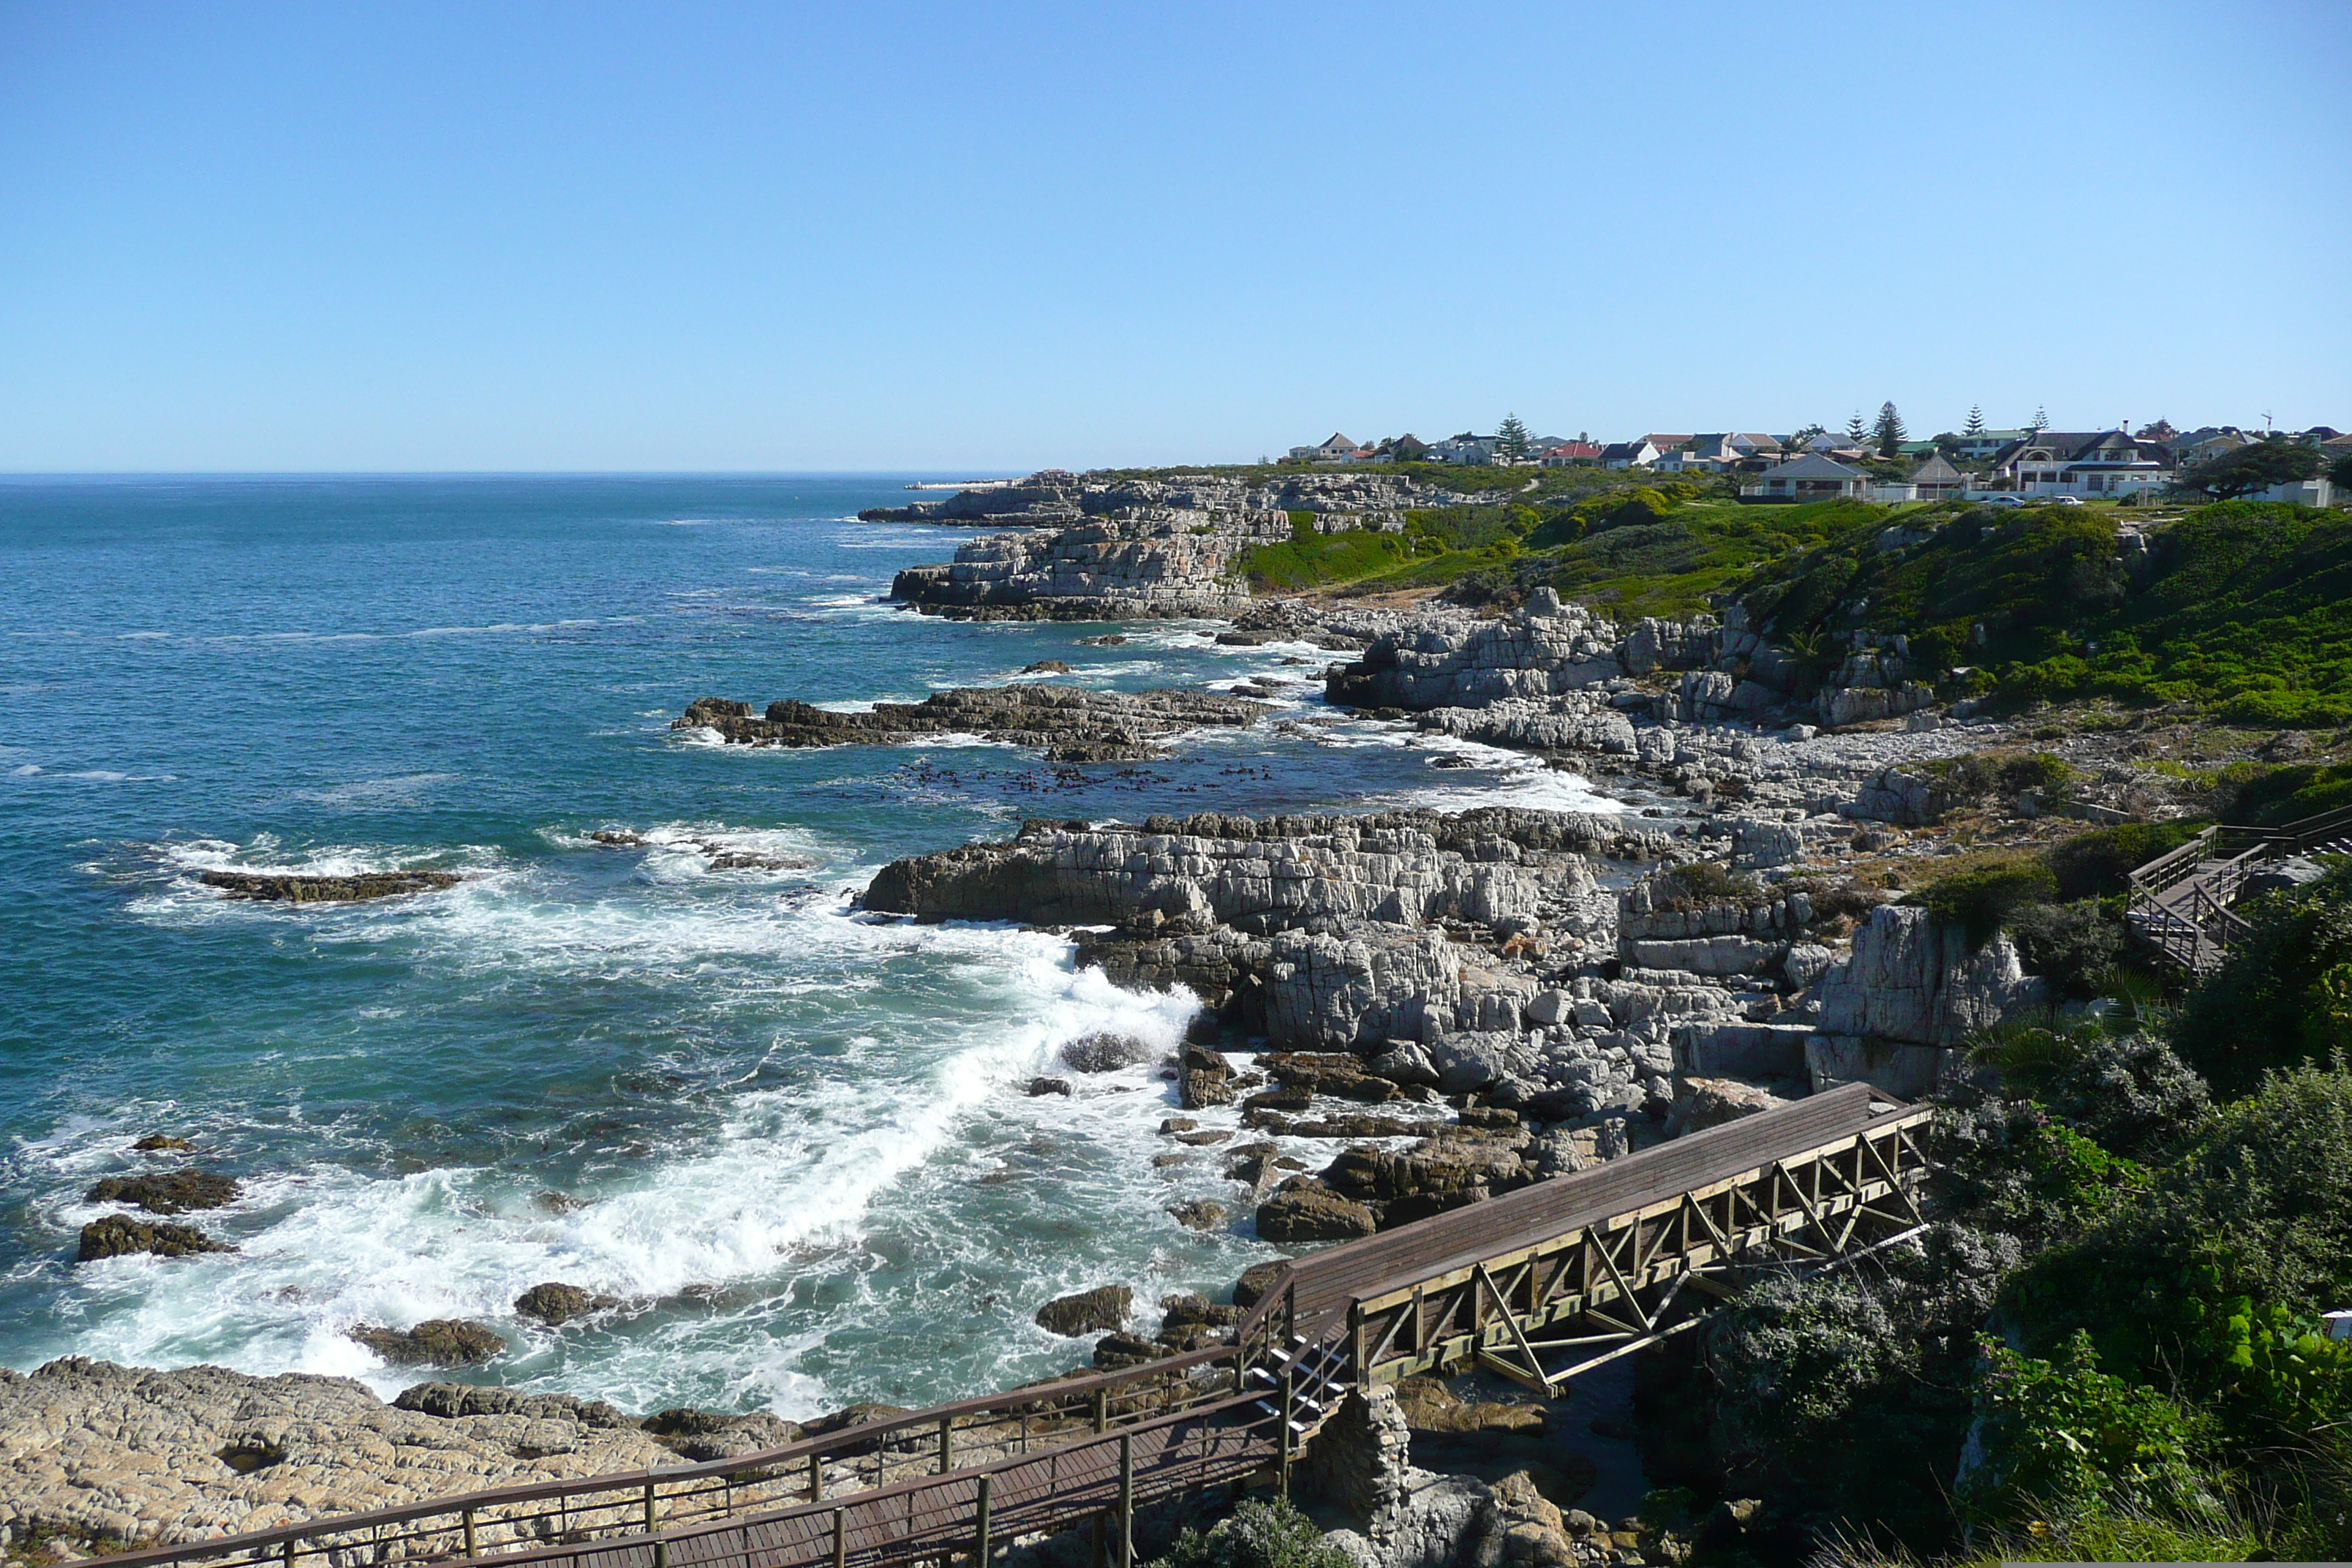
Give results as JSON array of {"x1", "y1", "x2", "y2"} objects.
[{"x1": 9, "y1": 478, "x2": 2188, "y2": 1567}]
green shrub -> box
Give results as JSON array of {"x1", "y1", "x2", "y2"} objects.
[
  {"x1": 1964, "y1": 1029, "x2": 2206, "y2": 1158},
  {"x1": 2046, "y1": 821, "x2": 2207, "y2": 900},
  {"x1": 2173, "y1": 862, "x2": 2352, "y2": 1094},
  {"x1": 1959, "y1": 1331, "x2": 2212, "y2": 1523},
  {"x1": 1153, "y1": 1499, "x2": 1352, "y2": 1568},
  {"x1": 1239, "y1": 529, "x2": 1411, "y2": 592},
  {"x1": 2008, "y1": 900, "x2": 2126, "y2": 998},
  {"x1": 1910, "y1": 859, "x2": 2060, "y2": 948},
  {"x1": 2220, "y1": 762, "x2": 2352, "y2": 829},
  {"x1": 2002, "y1": 1062, "x2": 2352, "y2": 1411},
  {"x1": 1652, "y1": 860, "x2": 1762, "y2": 909}
]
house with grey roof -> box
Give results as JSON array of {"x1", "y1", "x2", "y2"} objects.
[{"x1": 1738, "y1": 453, "x2": 1869, "y2": 501}]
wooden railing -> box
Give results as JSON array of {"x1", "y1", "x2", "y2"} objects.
[
  {"x1": 97, "y1": 1281, "x2": 1308, "y2": 1568},
  {"x1": 1345, "y1": 1107, "x2": 1932, "y2": 1393},
  {"x1": 2127, "y1": 805, "x2": 2352, "y2": 973},
  {"x1": 91, "y1": 1089, "x2": 1933, "y2": 1568}
]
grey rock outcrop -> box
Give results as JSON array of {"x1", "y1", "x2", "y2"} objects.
[
  {"x1": 674, "y1": 687, "x2": 1262, "y2": 764},
  {"x1": 83, "y1": 1171, "x2": 239, "y2": 1215},
  {"x1": 0, "y1": 1358, "x2": 685, "y2": 1550},
  {"x1": 1814, "y1": 904, "x2": 2048, "y2": 1048},
  {"x1": 347, "y1": 1320, "x2": 506, "y2": 1367}
]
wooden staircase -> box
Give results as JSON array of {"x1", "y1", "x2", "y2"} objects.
[{"x1": 2127, "y1": 804, "x2": 2352, "y2": 974}]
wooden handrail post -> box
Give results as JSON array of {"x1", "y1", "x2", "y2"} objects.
[
  {"x1": 832, "y1": 1507, "x2": 848, "y2": 1568},
  {"x1": 1093, "y1": 1387, "x2": 1108, "y2": 1433},
  {"x1": 1278, "y1": 1364, "x2": 1295, "y2": 1497},
  {"x1": 809, "y1": 1450, "x2": 823, "y2": 1503},
  {"x1": 1117, "y1": 1433, "x2": 1134, "y2": 1568},
  {"x1": 974, "y1": 1473, "x2": 992, "y2": 1568},
  {"x1": 643, "y1": 1480, "x2": 657, "y2": 1535},
  {"x1": 461, "y1": 1508, "x2": 477, "y2": 1561},
  {"x1": 939, "y1": 1417, "x2": 953, "y2": 1476}
]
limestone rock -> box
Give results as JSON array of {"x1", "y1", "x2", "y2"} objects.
[
  {"x1": 0, "y1": 1360, "x2": 681, "y2": 1551},
  {"x1": 675, "y1": 687, "x2": 1262, "y2": 764},
  {"x1": 1814, "y1": 904, "x2": 2048, "y2": 1047},
  {"x1": 1666, "y1": 1077, "x2": 1787, "y2": 1136},
  {"x1": 1166, "y1": 1199, "x2": 1228, "y2": 1231},
  {"x1": 513, "y1": 1283, "x2": 617, "y2": 1327}
]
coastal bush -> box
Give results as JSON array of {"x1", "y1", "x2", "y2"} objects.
[
  {"x1": 1738, "y1": 500, "x2": 2352, "y2": 724},
  {"x1": 1963, "y1": 1029, "x2": 2206, "y2": 1158},
  {"x1": 2220, "y1": 761, "x2": 2352, "y2": 828},
  {"x1": 1152, "y1": 1499, "x2": 1352, "y2": 1568},
  {"x1": 1958, "y1": 1332, "x2": 2212, "y2": 1524},
  {"x1": 2171, "y1": 862, "x2": 2352, "y2": 1093},
  {"x1": 1907, "y1": 858, "x2": 2059, "y2": 948},
  {"x1": 2046, "y1": 820, "x2": 2206, "y2": 900},
  {"x1": 2007, "y1": 900, "x2": 2126, "y2": 998},
  {"x1": 2002, "y1": 1063, "x2": 2352, "y2": 1407},
  {"x1": 1651, "y1": 860, "x2": 1762, "y2": 909}
]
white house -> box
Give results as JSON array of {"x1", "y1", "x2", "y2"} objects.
[
  {"x1": 1740, "y1": 453, "x2": 1870, "y2": 501},
  {"x1": 1599, "y1": 439, "x2": 1665, "y2": 470},
  {"x1": 1427, "y1": 432, "x2": 1502, "y2": 464},
  {"x1": 1983, "y1": 429, "x2": 2174, "y2": 497},
  {"x1": 1287, "y1": 433, "x2": 1370, "y2": 464}
]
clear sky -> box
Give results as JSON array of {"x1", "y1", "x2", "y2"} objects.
[{"x1": 1, "y1": 1, "x2": 2346, "y2": 472}]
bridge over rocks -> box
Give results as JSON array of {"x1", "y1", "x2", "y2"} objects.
[{"x1": 97, "y1": 1087, "x2": 1929, "y2": 1568}]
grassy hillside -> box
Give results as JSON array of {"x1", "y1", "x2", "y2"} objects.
[{"x1": 1742, "y1": 500, "x2": 2352, "y2": 725}]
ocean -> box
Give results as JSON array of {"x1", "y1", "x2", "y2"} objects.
[{"x1": 0, "y1": 475, "x2": 1621, "y2": 1417}]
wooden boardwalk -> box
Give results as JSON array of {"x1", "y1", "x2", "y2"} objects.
[
  {"x1": 2127, "y1": 805, "x2": 2352, "y2": 973},
  {"x1": 102, "y1": 1086, "x2": 1931, "y2": 1568}
]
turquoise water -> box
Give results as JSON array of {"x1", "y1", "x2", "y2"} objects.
[{"x1": 0, "y1": 476, "x2": 1615, "y2": 1417}]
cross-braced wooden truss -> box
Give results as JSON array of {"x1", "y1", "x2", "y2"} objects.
[{"x1": 1345, "y1": 1112, "x2": 1933, "y2": 1393}]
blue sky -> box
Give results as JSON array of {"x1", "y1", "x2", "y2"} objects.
[{"x1": 1, "y1": 1, "x2": 2345, "y2": 472}]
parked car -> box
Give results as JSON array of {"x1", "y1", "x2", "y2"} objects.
[
  {"x1": 2048, "y1": 494, "x2": 2083, "y2": 506},
  {"x1": 1988, "y1": 494, "x2": 2027, "y2": 508}
]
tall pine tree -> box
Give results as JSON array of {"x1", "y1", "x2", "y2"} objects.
[
  {"x1": 1964, "y1": 405, "x2": 1986, "y2": 437},
  {"x1": 1844, "y1": 412, "x2": 1869, "y2": 448},
  {"x1": 2029, "y1": 406, "x2": 2050, "y2": 434},
  {"x1": 1872, "y1": 402, "x2": 1907, "y2": 457},
  {"x1": 1496, "y1": 413, "x2": 1531, "y2": 460}
]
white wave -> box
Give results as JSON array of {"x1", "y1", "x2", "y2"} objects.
[{"x1": 1381, "y1": 736, "x2": 1630, "y2": 815}]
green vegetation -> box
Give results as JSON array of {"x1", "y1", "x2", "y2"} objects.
[
  {"x1": 1743, "y1": 499, "x2": 2352, "y2": 726},
  {"x1": 1692, "y1": 857, "x2": 2352, "y2": 1564},
  {"x1": 2174, "y1": 862, "x2": 2352, "y2": 1094},
  {"x1": 1239, "y1": 521, "x2": 1416, "y2": 592},
  {"x1": 1150, "y1": 1499, "x2": 1352, "y2": 1568},
  {"x1": 2176, "y1": 434, "x2": 2325, "y2": 500}
]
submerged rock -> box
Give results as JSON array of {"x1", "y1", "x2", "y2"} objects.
[
  {"x1": 1166, "y1": 1199, "x2": 1229, "y2": 1231},
  {"x1": 1034, "y1": 1285, "x2": 1133, "y2": 1337},
  {"x1": 200, "y1": 870, "x2": 461, "y2": 902},
  {"x1": 77, "y1": 1215, "x2": 234, "y2": 1262},
  {"x1": 513, "y1": 1282, "x2": 618, "y2": 1327},
  {"x1": 347, "y1": 1320, "x2": 507, "y2": 1367},
  {"x1": 83, "y1": 1170, "x2": 239, "y2": 1215}
]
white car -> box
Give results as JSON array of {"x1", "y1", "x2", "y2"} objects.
[{"x1": 2048, "y1": 494, "x2": 2084, "y2": 506}]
